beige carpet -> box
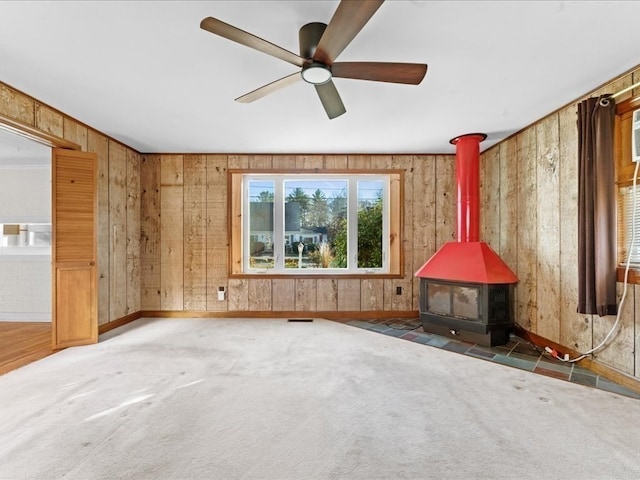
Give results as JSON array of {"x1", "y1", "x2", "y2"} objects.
[{"x1": 0, "y1": 317, "x2": 639, "y2": 480}]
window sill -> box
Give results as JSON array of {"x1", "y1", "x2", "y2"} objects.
[
  {"x1": 229, "y1": 273, "x2": 404, "y2": 280},
  {"x1": 617, "y1": 266, "x2": 640, "y2": 284}
]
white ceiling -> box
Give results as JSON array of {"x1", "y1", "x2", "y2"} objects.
[{"x1": 1, "y1": 1, "x2": 640, "y2": 155}]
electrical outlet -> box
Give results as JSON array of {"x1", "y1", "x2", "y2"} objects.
[{"x1": 396, "y1": 286, "x2": 402, "y2": 295}]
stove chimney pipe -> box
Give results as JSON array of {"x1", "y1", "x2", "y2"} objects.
[
  {"x1": 415, "y1": 131, "x2": 517, "y2": 285},
  {"x1": 450, "y1": 133, "x2": 486, "y2": 243}
]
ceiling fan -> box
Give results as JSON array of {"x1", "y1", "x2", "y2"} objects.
[{"x1": 200, "y1": 0, "x2": 427, "y2": 119}]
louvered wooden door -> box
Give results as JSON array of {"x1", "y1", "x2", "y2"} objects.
[{"x1": 52, "y1": 148, "x2": 97, "y2": 350}]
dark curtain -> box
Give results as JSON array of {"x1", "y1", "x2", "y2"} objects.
[{"x1": 577, "y1": 95, "x2": 617, "y2": 316}]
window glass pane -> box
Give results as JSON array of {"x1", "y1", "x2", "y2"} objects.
[
  {"x1": 357, "y1": 180, "x2": 384, "y2": 268},
  {"x1": 284, "y1": 179, "x2": 347, "y2": 269},
  {"x1": 619, "y1": 185, "x2": 640, "y2": 265},
  {"x1": 328, "y1": 183, "x2": 348, "y2": 268},
  {"x1": 248, "y1": 180, "x2": 275, "y2": 269}
]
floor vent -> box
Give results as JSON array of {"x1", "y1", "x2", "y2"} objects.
[{"x1": 287, "y1": 318, "x2": 314, "y2": 322}]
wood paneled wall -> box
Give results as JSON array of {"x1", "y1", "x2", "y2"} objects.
[
  {"x1": 0, "y1": 82, "x2": 141, "y2": 327},
  {"x1": 139, "y1": 154, "x2": 456, "y2": 315},
  {"x1": 480, "y1": 66, "x2": 640, "y2": 379}
]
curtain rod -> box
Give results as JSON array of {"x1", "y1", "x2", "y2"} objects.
[
  {"x1": 611, "y1": 79, "x2": 640, "y2": 100},
  {"x1": 600, "y1": 79, "x2": 640, "y2": 106}
]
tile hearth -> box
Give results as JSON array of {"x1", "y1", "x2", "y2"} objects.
[{"x1": 344, "y1": 318, "x2": 640, "y2": 401}]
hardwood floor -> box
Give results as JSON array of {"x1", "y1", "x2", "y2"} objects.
[{"x1": 0, "y1": 322, "x2": 52, "y2": 375}]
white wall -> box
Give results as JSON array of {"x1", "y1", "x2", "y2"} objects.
[{"x1": 0, "y1": 166, "x2": 50, "y2": 223}]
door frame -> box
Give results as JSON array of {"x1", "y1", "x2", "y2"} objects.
[
  {"x1": 0, "y1": 113, "x2": 81, "y2": 152},
  {"x1": 0, "y1": 113, "x2": 85, "y2": 349}
]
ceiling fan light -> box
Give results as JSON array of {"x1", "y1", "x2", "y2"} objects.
[{"x1": 301, "y1": 63, "x2": 332, "y2": 85}]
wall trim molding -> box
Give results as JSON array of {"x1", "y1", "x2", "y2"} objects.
[
  {"x1": 514, "y1": 325, "x2": 640, "y2": 395},
  {"x1": 138, "y1": 310, "x2": 419, "y2": 320},
  {"x1": 98, "y1": 311, "x2": 143, "y2": 335}
]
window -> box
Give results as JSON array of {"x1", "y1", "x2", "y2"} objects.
[
  {"x1": 615, "y1": 96, "x2": 640, "y2": 282},
  {"x1": 229, "y1": 170, "x2": 402, "y2": 277}
]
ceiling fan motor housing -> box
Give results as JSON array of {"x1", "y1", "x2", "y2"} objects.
[
  {"x1": 299, "y1": 22, "x2": 327, "y2": 60},
  {"x1": 300, "y1": 22, "x2": 332, "y2": 85}
]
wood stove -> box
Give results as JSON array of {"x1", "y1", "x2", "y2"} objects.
[
  {"x1": 415, "y1": 133, "x2": 517, "y2": 346},
  {"x1": 420, "y1": 279, "x2": 513, "y2": 346}
]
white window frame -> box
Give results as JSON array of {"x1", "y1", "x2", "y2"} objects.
[{"x1": 242, "y1": 173, "x2": 390, "y2": 275}]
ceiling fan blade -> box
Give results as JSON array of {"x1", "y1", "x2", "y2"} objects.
[
  {"x1": 313, "y1": 0, "x2": 384, "y2": 65},
  {"x1": 235, "y1": 72, "x2": 302, "y2": 103},
  {"x1": 332, "y1": 62, "x2": 427, "y2": 85},
  {"x1": 200, "y1": 17, "x2": 304, "y2": 67},
  {"x1": 315, "y1": 80, "x2": 346, "y2": 119}
]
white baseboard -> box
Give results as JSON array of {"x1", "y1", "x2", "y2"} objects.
[{"x1": 0, "y1": 312, "x2": 51, "y2": 322}]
